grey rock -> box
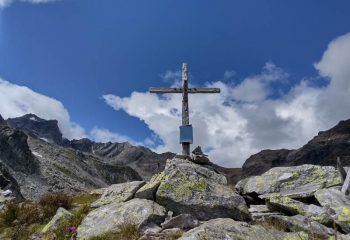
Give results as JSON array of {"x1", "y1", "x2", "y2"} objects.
[
  {"x1": 143, "y1": 223, "x2": 162, "y2": 236},
  {"x1": 178, "y1": 218, "x2": 309, "y2": 240},
  {"x1": 315, "y1": 188, "x2": 350, "y2": 233},
  {"x1": 156, "y1": 158, "x2": 250, "y2": 221},
  {"x1": 41, "y1": 207, "x2": 73, "y2": 233},
  {"x1": 248, "y1": 205, "x2": 280, "y2": 220},
  {"x1": 337, "y1": 157, "x2": 347, "y2": 183},
  {"x1": 77, "y1": 198, "x2": 166, "y2": 240},
  {"x1": 191, "y1": 155, "x2": 210, "y2": 165},
  {"x1": 135, "y1": 172, "x2": 165, "y2": 200},
  {"x1": 265, "y1": 194, "x2": 333, "y2": 226},
  {"x1": 265, "y1": 214, "x2": 335, "y2": 239},
  {"x1": 236, "y1": 164, "x2": 342, "y2": 198},
  {"x1": 91, "y1": 181, "x2": 145, "y2": 208},
  {"x1": 161, "y1": 214, "x2": 199, "y2": 230},
  {"x1": 192, "y1": 146, "x2": 205, "y2": 155},
  {"x1": 161, "y1": 228, "x2": 182, "y2": 235}
]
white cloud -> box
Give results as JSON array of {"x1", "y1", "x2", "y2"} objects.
[
  {"x1": 0, "y1": 0, "x2": 58, "y2": 8},
  {"x1": 102, "y1": 32, "x2": 350, "y2": 167},
  {"x1": 0, "y1": 0, "x2": 12, "y2": 8},
  {"x1": 0, "y1": 79, "x2": 86, "y2": 139},
  {"x1": 224, "y1": 70, "x2": 236, "y2": 80}
]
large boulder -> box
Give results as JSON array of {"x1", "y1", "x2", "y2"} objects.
[
  {"x1": 156, "y1": 158, "x2": 250, "y2": 221},
  {"x1": 77, "y1": 198, "x2": 166, "y2": 239},
  {"x1": 265, "y1": 214, "x2": 335, "y2": 239},
  {"x1": 315, "y1": 187, "x2": 350, "y2": 233},
  {"x1": 91, "y1": 181, "x2": 145, "y2": 208},
  {"x1": 42, "y1": 207, "x2": 73, "y2": 233},
  {"x1": 161, "y1": 214, "x2": 199, "y2": 230},
  {"x1": 178, "y1": 218, "x2": 309, "y2": 240},
  {"x1": 265, "y1": 194, "x2": 333, "y2": 226},
  {"x1": 236, "y1": 164, "x2": 342, "y2": 198}
]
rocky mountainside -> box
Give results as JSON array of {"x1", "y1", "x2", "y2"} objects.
[
  {"x1": 70, "y1": 138, "x2": 175, "y2": 180},
  {"x1": 14, "y1": 156, "x2": 349, "y2": 240},
  {"x1": 242, "y1": 119, "x2": 350, "y2": 178},
  {"x1": 0, "y1": 114, "x2": 141, "y2": 200},
  {"x1": 7, "y1": 114, "x2": 175, "y2": 180}
]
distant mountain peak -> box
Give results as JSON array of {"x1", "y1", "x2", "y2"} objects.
[{"x1": 6, "y1": 113, "x2": 63, "y2": 145}]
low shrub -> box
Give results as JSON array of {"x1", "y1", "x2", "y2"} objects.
[
  {"x1": 0, "y1": 201, "x2": 46, "y2": 226},
  {"x1": 39, "y1": 192, "x2": 73, "y2": 216}
]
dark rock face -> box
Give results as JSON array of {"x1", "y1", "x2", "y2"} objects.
[
  {"x1": 7, "y1": 114, "x2": 64, "y2": 145},
  {"x1": 0, "y1": 126, "x2": 39, "y2": 174},
  {"x1": 0, "y1": 114, "x2": 6, "y2": 126},
  {"x1": 0, "y1": 162, "x2": 23, "y2": 200},
  {"x1": 242, "y1": 149, "x2": 291, "y2": 178},
  {"x1": 242, "y1": 119, "x2": 350, "y2": 178}
]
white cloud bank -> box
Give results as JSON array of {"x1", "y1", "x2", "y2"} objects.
[
  {"x1": 0, "y1": 0, "x2": 58, "y2": 8},
  {"x1": 103, "y1": 32, "x2": 350, "y2": 167},
  {"x1": 0, "y1": 80, "x2": 86, "y2": 139}
]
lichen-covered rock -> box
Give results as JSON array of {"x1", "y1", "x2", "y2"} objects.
[
  {"x1": 77, "y1": 198, "x2": 166, "y2": 239},
  {"x1": 156, "y1": 158, "x2": 250, "y2": 221},
  {"x1": 41, "y1": 207, "x2": 73, "y2": 233},
  {"x1": 248, "y1": 205, "x2": 280, "y2": 220},
  {"x1": 178, "y1": 218, "x2": 309, "y2": 240},
  {"x1": 265, "y1": 194, "x2": 333, "y2": 226},
  {"x1": 91, "y1": 181, "x2": 145, "y2": 208},
  {"x1": 315, "y1": 188, "x2": 350, "y2": 233},
  {"x1": 161, "y1": 214, "x2": 199, "y2": 230},
  {"x1": 135, "y1": 172, "x2": 165, "y2": 200},
  {"x1": 265, "y1": 214, "x2": 335, "y2": 239},
  {"x1": 236, "y1": 165, "x2": 342, "y2": 198}
]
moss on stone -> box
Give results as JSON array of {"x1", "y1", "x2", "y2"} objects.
[{"x1": 337, "y1": 207, "x2": 350, "y2": 222}]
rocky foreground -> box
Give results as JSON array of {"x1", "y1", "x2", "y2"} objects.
[{"x1": 12, "y1": 156, "x2": 349, "y2": 240}]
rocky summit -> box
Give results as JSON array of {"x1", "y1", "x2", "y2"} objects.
[
  {"x1": 10, "y1": 155, "x2": 348, "y2": 240},
  {"x1": 3, "y1": 114, "x2": 350, "y2": 239}
]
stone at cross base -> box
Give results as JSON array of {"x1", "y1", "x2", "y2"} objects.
[
  {"x1": 337, "y1": 157, "x2": 350, "y2": 195},
  {"x1": 190, "y1": 146, "x2": 210, "y2": 165}
]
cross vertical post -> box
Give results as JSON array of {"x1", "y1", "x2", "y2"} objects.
[
  {"x1": 182, "y1": 63, "x2": 190, "y2": 155},
  {"x1": 149, "y1": 63, "x2": 220, "y2": 156}
]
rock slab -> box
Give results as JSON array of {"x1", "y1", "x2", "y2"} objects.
[
  {"x1": 237, "y1": 164, "x2": 342, "y2": 198},
  {"x1": 77, "y1": 198, "x2": 166, "y2": 239},
  {"x1": 91, "y1": 181, "x2": 145, "y2": 208}
]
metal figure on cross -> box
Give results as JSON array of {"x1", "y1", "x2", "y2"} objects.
[{"x1": 149, "y1": 63, "x2": 221, "y2": 156}]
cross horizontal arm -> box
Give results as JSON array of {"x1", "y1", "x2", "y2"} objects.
[
  {"x1": 149, "y1": 87, "x2": 220, "y2": 94},
  {"x1": 188, "y1": 88, "x2": 221, "y2": 93},
  {"x1": 149, "y1": 87, "x2": 182, "y2": 93}
]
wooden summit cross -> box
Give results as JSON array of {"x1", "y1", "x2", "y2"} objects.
[{"x1": 149, "y1": 63, "x2": 221, "y2": 156}]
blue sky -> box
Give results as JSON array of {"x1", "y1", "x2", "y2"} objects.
[{"x1": 1, "y1": 0, "x2": 350, "y2": 166}]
